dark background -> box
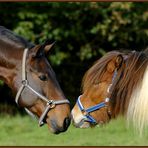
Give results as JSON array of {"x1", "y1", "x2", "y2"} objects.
[{"x1": 0, "y1": 2, "x2": 147, "y2": 114}]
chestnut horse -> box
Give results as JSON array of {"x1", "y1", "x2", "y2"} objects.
[
  {"x1": 0, "y1": 26, "x2": 71, "y2": 134},
  {"x1": 72, "y1": 49, "x2": 148, "y2": 135}
]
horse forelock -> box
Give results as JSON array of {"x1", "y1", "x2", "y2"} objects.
[{"x1": 82, "y1": 51, "x2": 122, "y2": 93}]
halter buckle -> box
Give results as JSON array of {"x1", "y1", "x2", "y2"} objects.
[
  {"x1": 105, "y1": 97, "x2": 110, "y2": 103},
  {"x1": 22, "y1": 80, "x2": 29, "y2": 86},
  {"x1": 47, "y1": 100, "x2": 55, "y2": 108},
  {"x1": 82, "y1": 110, "x2": 88, "y2": 116}
]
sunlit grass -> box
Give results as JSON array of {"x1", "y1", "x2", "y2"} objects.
[{"x1": 0, "y1": 114, "x2": 148, "y2": 146}]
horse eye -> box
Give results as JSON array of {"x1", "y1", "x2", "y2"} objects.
[{"x1": 39, "y1": 75, "x2": 47, "y2": 81}]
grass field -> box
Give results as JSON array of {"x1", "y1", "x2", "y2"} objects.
[{"x1": 0, "y1": 114, "x2": 148, "y2": 146}]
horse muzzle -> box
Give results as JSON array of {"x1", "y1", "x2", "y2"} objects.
[
  {"x1": 72, "y1": 118, "x2": 91, "y2": 128},
  {"x1": 71, "y1": 109, "x2": 91, "y2": 128},
  {"x1": 46, "y1": 116, "x2": 71, "y2": 134}
]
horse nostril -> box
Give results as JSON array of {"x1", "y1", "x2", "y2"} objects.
[{"x1": 63, "y1": 117, "x2": 71, "y2": 130}]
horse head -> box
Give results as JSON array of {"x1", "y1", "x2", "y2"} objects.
[
  {"x1": 71, "y1": 52, "x2": 124, "y2": 128},
  {"x1": 0, "y1": 26, "x2": 71, "y2": 134}
]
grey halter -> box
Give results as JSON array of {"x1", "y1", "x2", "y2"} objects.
[{"x1": 15, "y1": 48, "x2": 69, "y2": 126}]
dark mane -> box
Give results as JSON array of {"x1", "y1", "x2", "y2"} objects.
[
  {"x1": 82, "y1": 50, "x2": 129, "y2": 92},
  {"x1": 0, "y1": 26, "x2": 34, "y2": 49}
]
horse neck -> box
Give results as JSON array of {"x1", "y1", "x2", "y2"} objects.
[{"x1": 0, "y1": 44, "x2": 23, "y2": 90}]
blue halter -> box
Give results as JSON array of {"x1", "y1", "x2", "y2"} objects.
[
  {"x1": 77, "y1": 96, "x2": 110, "y2": 124},
  {"x1": 77, "y1": 69, "x2": 117, "y2": 124}
]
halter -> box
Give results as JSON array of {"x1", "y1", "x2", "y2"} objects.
[
  {"x1": 15, "y1": 48, "x2": 69, "y2": 126},
  {"x1": 77, "y1": 69, "x2": 117, "y2": 124}
]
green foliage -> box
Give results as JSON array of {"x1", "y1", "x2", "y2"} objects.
[
  {"x1": 0, "y1": 2, "x2": 147, "y2": 107},
  {"x1": 1, "y1": 2, "x2": 147, "y2": 62}
]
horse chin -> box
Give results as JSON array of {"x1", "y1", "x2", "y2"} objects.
[
  {"x1": 78, "y1": 120, "x2": 105, "y2": 129},
  {"x1": 72, "y1": 119, "x2": 91, "y2": 128},
  {"x1": 72, "y1": 118, "x2": 106, "y2": 128},
  {"x1": 46, "y1": 119, "x2": 62, "y2": 134},
  {"x1": 46, "y1": 117, "x2": 70, "y2": 134},
  {"x1": 79, "y1": 122, "x2": 91, "y2": 128}
]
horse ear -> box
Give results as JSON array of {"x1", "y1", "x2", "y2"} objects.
[
  {"x1": 35, "y1": 45, "x2": 44, "y2": 58},
  {"x1": 30, "y1": 45, "x2": 43, "y2": 58},
  {"x1": 31, "y1": 40, "x2": 56, "y2": 58},
  {"x1": 44, "y1": 41, "x2": 56, "y2": 55},
  {"x1": 39, "y1": 39, "x2": 56, "y2": 55},
  {"x1": 107, "y1": 54, "x2": 123, "y2": 73},
  {"x1": 115, "y1": 55, "x2": 123, "y2": 69}
]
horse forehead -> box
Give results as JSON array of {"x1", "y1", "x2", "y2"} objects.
[
  {"x1": 83, "y1": 83, "x2": 107, "y2": 98},
  {"x1": 31, "y1": 57, "x2": 50, "y2": 72}
]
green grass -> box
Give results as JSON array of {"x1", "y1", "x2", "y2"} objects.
[{"x1": 0, "y1": 114, "x2": 148, "y2": 146}]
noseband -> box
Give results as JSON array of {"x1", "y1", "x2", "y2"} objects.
[
  {"x1": 15, "y1": 48, "x2": 69, "y2": 126},
  {"x1": 77, "y1": 69, "x2": 117, "y2": 124}
]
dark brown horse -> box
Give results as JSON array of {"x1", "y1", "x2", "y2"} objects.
[
  {"x1": 72, "y1": 49, "x2": 148, "y2": 135},
  {"x1": 0, "y1": 26, "x2": 71, "y2": 134}
]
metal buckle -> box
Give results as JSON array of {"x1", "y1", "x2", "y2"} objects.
[
  {"x1": 105, "y1": 97, "x2": 110, "y2": 103},
  {"x1": 47, "y1": 100, "x2": 55, "y2": 108},
  {"x1": 82, "y1": 110, "x2": 88, "y2": 116},
  {"x1": 39, "y1": 121, "x2": 44, "y2": 127},
  {"x1": 22, "y1": 80, "x2": 28, "y2": 86}
]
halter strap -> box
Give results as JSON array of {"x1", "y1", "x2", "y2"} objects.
[
  {"x1": 77, "y1": 96, "x2": 108, "y2": 124},
  {"x1": 107, "y1": 69, "x2": 117, "y2": 93},
  {"x1": 15, "y1": 48, "x2": 69, "y2": 126},
  {"x1": 77, "y1": 96, "x2": 106, "y2": 113}
]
